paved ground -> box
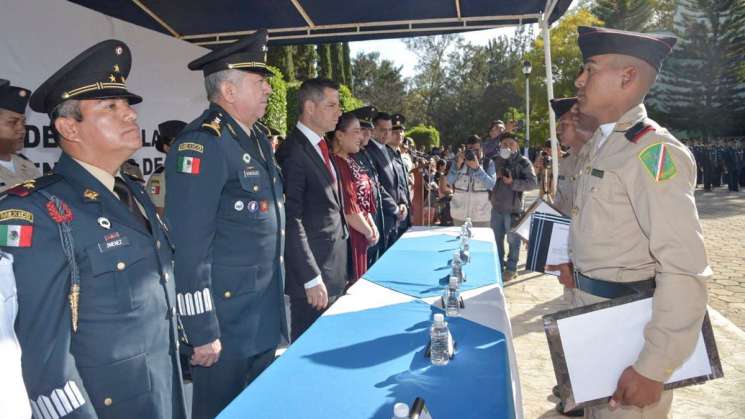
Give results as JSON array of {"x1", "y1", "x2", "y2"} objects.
[{"x1": 508, "y1": 187, "x2": 745, "y2": 418}]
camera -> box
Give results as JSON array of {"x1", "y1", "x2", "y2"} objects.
[
  {"x1": 501, "y1": 161, "x2": 512, "y2": 178},
  {"x1": 541, "y1": 150, "x2": 552, "y2": 167},
  {"x1": 464, "y1": 149, "x2": 477, "y2": 161}
]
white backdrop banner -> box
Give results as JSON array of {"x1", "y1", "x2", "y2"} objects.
[{"x1": 0, "y1": 0, "x2": 210, "y2": 179}]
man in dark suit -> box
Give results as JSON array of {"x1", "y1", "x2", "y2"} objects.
[
  {"x1": 365, "y1": 112, "x2": 407, "y2": 251},
  {"x1": 275, "y1": 78, "x2": 348, "y2": 341},
  {"x1": 389, "y1": 113, "x2": 412, "y2": 239}
]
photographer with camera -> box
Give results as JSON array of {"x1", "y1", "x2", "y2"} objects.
[
  {"x1": 491, "y1": 133, "x2": 538, "y2": 281},
  {"x1": 447, "y1": 135, "x2": 497, "y2": 227},
  {"x1": 533, "y1": 139, "x2": 559, "y2": 199}
]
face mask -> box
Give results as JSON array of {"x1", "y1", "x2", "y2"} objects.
[{"x1": 499, "y1": 148, "x2": 512, "y2": 159}]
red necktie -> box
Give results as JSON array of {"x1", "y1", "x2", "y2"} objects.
[{"x1": 318, "y1": 139, "x2": 334, "y2": 178}]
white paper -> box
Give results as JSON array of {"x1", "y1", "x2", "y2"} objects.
[
  {"x1": 543, "y1": 222, "x2": 570, "y2": 276},
  {"x1": 513, "y1": 200, "x2": 562, "y2": 242},
  {"x1": 557, "y1": 298, "x2": 712, "y2": 404}
]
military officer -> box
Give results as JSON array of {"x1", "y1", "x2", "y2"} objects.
[
  {"x1": 0, "y1": 40, "x2": 186, "y2": 418},
  {"x1": 551, "y1": 97, "x2": 598, "y2": 216},
  {"x1": 389, "y1": 113, "x2": 412, "y2": 239},
  {"x1": 351, "y1": 105, "x2": 386, "y2": 264},
  {"x1": 0, "y1": 81, "x2": 42, "y2": 190},
  {"x1": 550, "y1": 27, "x2": 710, "y2": 418},
  {"x1": 146, "y1": 120, "x2": 186, "y2": 215},
  {"x1": 165, "y1": 29, "x2": 287, "y2": 419}
]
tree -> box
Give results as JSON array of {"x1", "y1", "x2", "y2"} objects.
[
  {"x1": 406, "y1": 125, "x2": 441, "y2": 149},
  {"x1": 591, "y1": 0, "x2": 654, "y2": 31},
  {"x1": 294, "y1": 45, "x2": 317, "y2": 80},
  {"x1": 330, "y1": 43, "x2": 346, "y2": 84},
  {"x1": 260, "y1": 66, "x2": 287, "y2": 135},
  {"x1": 521, "y1": 8, "x2": 603, "y2": 146},
  {"x1": 266, "y1": 45, "x2": 295, "y2": 82},
  {"x1": 649, "y1": 0, "x2": 745, "y2": 137},
  {"x1": 317, "y1": 44, "x2": 333, "y2": 79},
  {"x1": 351, "y1": 51, "x2": 407, "y2": 113},
  {"x1": 342, "y1": 43, "x2": 353, "y2": 89}
]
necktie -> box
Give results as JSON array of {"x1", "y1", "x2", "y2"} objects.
[
  {"x1": 114, "y1": 177, "x2": 150, "y2": 232},
  {"x1": 318, "y1": 139, "x2": 334, "y2": 178}
]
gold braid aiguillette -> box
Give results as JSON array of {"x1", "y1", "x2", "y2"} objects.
[{"x1": 69, "y1": 283, "x2": 80, "y2": 332}]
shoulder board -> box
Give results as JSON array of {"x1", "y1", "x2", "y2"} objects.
[
  {"x1": 122, "y1": 173, "x2": 145, "y2": 184},
  {"x1": 3, "y1": 173, "x2": 63, "y2": 198},
  {"x1": 200, "y1": 111, "x2": 224, "y2": 137},
  {"x1": 625, "y1": 120, "x2": 656, "y2": 144}
]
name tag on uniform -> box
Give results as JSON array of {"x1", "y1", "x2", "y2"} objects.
[
  {"x1": 591, "y1": 168, "x2": 604, "y2": 178},
  {"x1": 98, "y1": 232, "x2": 130, "y2": 253}
]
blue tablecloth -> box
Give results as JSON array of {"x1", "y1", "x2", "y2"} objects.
[
  {"x1": 363, "y1": 233, "x2": 502, "y2": 297},
  {"x1": 217, "y1": 300, "x2": 514, "y2": 419}
]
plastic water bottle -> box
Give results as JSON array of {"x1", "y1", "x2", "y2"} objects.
[
  {"x1": 392, "y1": 402, "x2": 409, "y2": 419},
  {"x1": 430, "y1": 313, "x2": 451, "y2": 366},
  {"x1": 459, "y1": 235, "x2": 470, "y2": 264},
  {"x1": 464, "y1": 217, "x2": 473, "y2": 238},
  {"x1": 451, "y1": 251, "x2": 464, "y2": 285},
  {"x1": 444, "y1": 276, "x2": 461, "y2": 317}
]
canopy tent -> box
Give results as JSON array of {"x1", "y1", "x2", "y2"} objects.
[{"x1": 69, "y1": 0, "x2": 573, "y2": 194}]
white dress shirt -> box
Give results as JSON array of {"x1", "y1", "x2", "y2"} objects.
[{"x1": 595, "y1": 122, "x2": 616, "y2": 151}]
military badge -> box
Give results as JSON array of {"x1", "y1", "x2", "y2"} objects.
[
  {"x1": 639, "y1": 143, "x2": 677, "y2": 182},
  {"x1": 259, "y1": 200, "x2": 269, "y2": 213},
  {"x1": 0, "y1": 224, "x2": 33, "y2": 247},
  {"x1": 0, "y1": 209, "x2": 34, "y2": 223},
  {"x1": 46, "y1": 200, "x2": 73, "y2": 223},
  {"x1": 83, "y1": 189, "x2": 99, "y2": 201},
  {"x1": 178, "y1": 142, "x2": 204, "y2": 153}
]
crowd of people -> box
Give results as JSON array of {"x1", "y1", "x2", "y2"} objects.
[{"x1": 0, "y1": 22, "x2": 721, "y2": 419}]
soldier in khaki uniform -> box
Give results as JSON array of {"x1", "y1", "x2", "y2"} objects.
[
  {"x1": 0, "y1": 81, "x2": 41, "y2": 191},
  {"x1": 551, "y1": 27, "x2": 711, "y2": 418},
  {"x1": 551, "y1": 97, "x2": 598, "y2": 216},
  {"x1": 146, "y1": 120, "x2": 185, "y2": 215}
]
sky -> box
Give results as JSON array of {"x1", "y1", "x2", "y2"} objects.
[{"x1": 348, "y1": 26, "x2": 527, "y2": 79}]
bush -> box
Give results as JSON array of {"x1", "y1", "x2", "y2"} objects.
[
  {"x1": 285, "y1": 81, "x2": 302, "y2": 129},
  {"x1": 406, "y1": 125, "x2": 441, "y2": 150},
  {"x1": 339, "y1": 84, "x2": 363, "y2": 112},
  {"x1": 259, "y1": 66, "x2": 287, "y2": 135}
]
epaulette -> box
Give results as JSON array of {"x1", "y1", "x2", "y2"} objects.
[
  {"x1": 3, "y1": 173, "x2": 63, "y2": 198},
  {"x1": 254, "y1": 120, "x2": 271, "y2": 137},
  {"x1": 625, "y1": 119, "x2": 656, "y2": 144},
  {"x1": 201, "y1": 111, "x2": 224, "y2": 137}
]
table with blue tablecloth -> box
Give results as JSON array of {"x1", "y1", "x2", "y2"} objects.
[{"x1": 218, "y1": 227, "x2": 523, "y2": 419}]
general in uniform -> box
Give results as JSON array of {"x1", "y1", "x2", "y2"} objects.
[
  {"x1": 566, "y1": 27, "x2": 711, "y2": 418},
  {"x1": 1, "y1": 40, "x2": 186, "y2": 419},
  {"x1": 165, "y1": 29, "x2": 287, "y2": 419},
  {"x1": 0, "y1": 81, "x2": 41, "y2": 190},
  {"x1": 146, "y1": 119, "x2": 186, "y2": 215}
]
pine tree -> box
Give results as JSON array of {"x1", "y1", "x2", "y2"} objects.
[
  {"x1": 266, "y1": 45, "x2": 295, "y2": 81},
  {"x1": 592, "y1": 0, "x2": 654, "y2": 31},
  {"x1": 330, "y1": 43, "x2": 345, "y2": 84},
  {"x1": 343, "y1": 43, "x2": 353, "y2": 89},
  {"x1": 317, "y1": 44, "x2": 333, "y2": 79},
  {"x1": 293, "y1": 45, "x2": 317, "y2": 80},
  {"x1": 649, "y1": 0, "x2": 745, "y2": 137}
]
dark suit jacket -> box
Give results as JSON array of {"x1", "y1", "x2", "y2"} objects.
[
  {"x1": 276, "y1": 127, "x2": 349, "y2": 299},
  {"x1": 364, "y1": 140, "x2": 402, "y2": 235}
]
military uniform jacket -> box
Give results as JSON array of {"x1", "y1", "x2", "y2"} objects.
[
  {"x1": 145, "y1": 165, "x2": 166, "y2": 208},
  {"x1": 554, "y1": 151, "x2": 583, "y2": 216},
  {"x1": 165, "y1": 103, "x2": 287, "y2": 359},
  {"x1": 0, "y1": 153, "x2": 186, "y2": 419},
  {"x1": 0, "y1": 154, "x2": 42, "y2": 191},
  {"x1": 568, "y1": 104, "x2": 711, "y2": 382}
]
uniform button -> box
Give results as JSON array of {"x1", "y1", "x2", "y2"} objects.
[
  {"x1": 156, "y1": 240, "x2": 161, "y2": 249},
  {"x1": 224, "y1": 291, "x2": 232, "y2": 299},
  {"x1": 171, "y1": 307, "x2": 176, "y2": 316},
  {"x1": 273, "y1": 177, "x2": 277, "y2": 183},
  {"x1": 278, "y1": 202, "x2": 283, "y2": 209},
  {"x1": 164, "y1": 272, "x2": 170, "y2": 281},
  {"x1": 104, "y1": 398, "x2": 113, "y2": 406},
  {"x1": 281, "y1": 229, "x2": 285, "y2": 236},
  {"x1": 280, "y1": 256, "x2": 284, "y2": 264},
  {"x1": 252, "y1": 185, "x2": 259, "y2": 192},
  {"x1": 116, "y1": 262, "x2": 126, "y2": 271}
]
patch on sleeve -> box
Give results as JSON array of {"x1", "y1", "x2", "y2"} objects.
[
  {"x1": 178, "y1": 142, "x2": 204, "y2": 153},
  {"x1": 177, "y1": 156, "x2": 202, "y2": 175},
  {"x1": 0, "y1": 209, "x2": 33, "y2": 223},
  {"x1": 639, "y1": 143, "x2": 677, "y2": 182},
  {"x1": 0, "y1": 224, "x2": 33, "y2": 247}
]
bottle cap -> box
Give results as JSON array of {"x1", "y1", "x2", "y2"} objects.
[
  {"x1": 434, "y1": 313, "x2": 445, "y2": 323},
  {"x1": 393, "y1": 402, "x2": 409, "y2": 417}
]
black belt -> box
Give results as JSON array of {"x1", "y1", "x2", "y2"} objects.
[{"x1": 573, "y1": 271, "x2": 655, "y2": 299}]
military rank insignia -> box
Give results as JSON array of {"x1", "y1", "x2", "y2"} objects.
[
  {"x1": 177, "y1": 156, "x2": 201, "y2": 174},
  {"x1": 0, "y1": 224, "x2": 33, "y2": 247},
  {"x1": 639, "y1": 143, "x2": 677, "y2": 182}
]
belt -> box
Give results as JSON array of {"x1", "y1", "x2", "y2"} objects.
[{"x1": 573, "y1": 271, "x2": 655, "y2": 299}]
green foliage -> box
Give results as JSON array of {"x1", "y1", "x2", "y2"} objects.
[
  {"x1": 591, "y1": 0, "x2": 654, "y2": 31},
  {"x1": 259, "y1": 66, "x2": 287, "y2": 135},
  {"x1": 338, "y1": 84, "x2": 363, "y2": 112},
  {"x1": 285, "y1": 81, "x2": 302, "y2": 129},
  {"x1": 351, "y1": 51, "x2": 406, "y2": 113},
  {"x1": 317, "y1": 44, "x2": 333, "y2": 79},
  {"x1": 294, "y1": 45, "x2": 317, "y2": 80},
  {"x1": 331, "y1": 43, "x2": 345, "y2": 84},
  {"x1": 343, "y1": 43, "x2": 353, "y2": 89},
  {"x1": 266, "y1": 46, "x2": 295, "y2": 82},
  {"x1": 406, "y1": 125, "x2": 441, "y2": 149}
]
